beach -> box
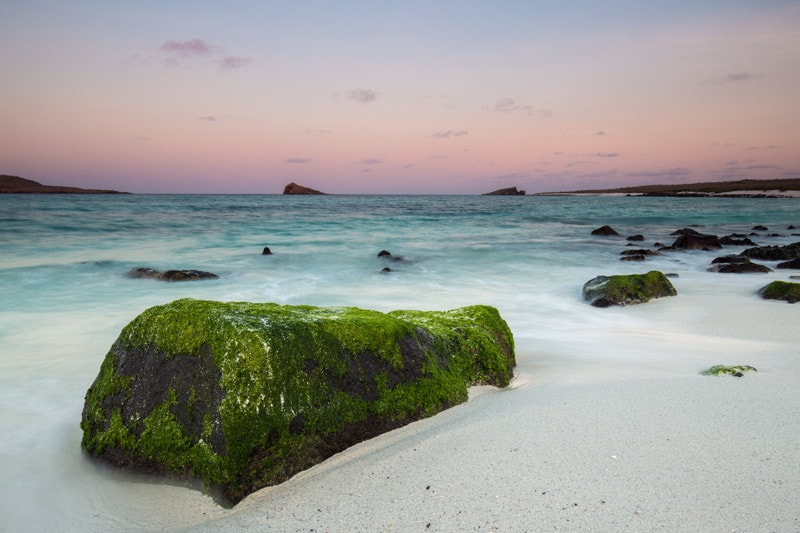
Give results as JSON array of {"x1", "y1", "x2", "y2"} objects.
[{"x1": 0, "y1": 194, "x2": 798, "y2": 532}]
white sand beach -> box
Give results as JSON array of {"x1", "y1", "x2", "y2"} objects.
[{"x1": 180, "y1": 293, "x2": 800, "y2": 532}]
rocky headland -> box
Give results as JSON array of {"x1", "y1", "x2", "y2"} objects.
[
  {"x1": 0, "y1": 175, "x2": 127, "y2": 194},
  {"x1": 483, "y1": 186, "x2": 526, "y2": 196},
  {"x1": 283, "y1": 182, "x2": 325, "y2": 195}
]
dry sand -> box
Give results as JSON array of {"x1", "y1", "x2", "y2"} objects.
[{"x1": 177, "y1": 293, "x2": 800, "y2": 532}]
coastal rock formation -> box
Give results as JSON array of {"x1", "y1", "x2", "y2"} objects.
[
  {"x1": 127, "y1": 267, "x2": 219, "y2": 281},
  {"x1": 708, "y1": 261, "x2": 772, "y2": 273},
  {"x1": 777, "y1": 258, "x2": 800, "y2": 269},
  {"x1": 742, "y1": 242, "x2": 800, "y2": 261},
  {"x1": 591, "y1": 225, "x2": 620, "y2": 236},
  {"x1": 759, "y1": 280, "x2": 800, "y2": 303},
  {"x1": 0, "y1": 174, "x2": 127, "y2": 194},
  {"x1": 668, "y1": 229, "x2": 722, "y2": 250},
  {"x1": 283, "y1": 182, "x2": 325, "y2": 195},
  {"x1": 81, "y1": 299, "x2": 515, "y2": 505},
  {"x1": 582, "y1": 271, "x2": 677, "y2": 307},
  {"x1": 483, "y1": 186, "x2": 525, "y2": 196}
]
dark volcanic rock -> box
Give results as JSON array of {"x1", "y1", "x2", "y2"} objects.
[
  {"x1": 752, "y1": 225, "x2": 768, "y2": 231},
  {"x1": 483, "y1": 186, "x2": 526, "y2": 195},
  {"x1": 128, "y1": 267, "x2": 219, "y2": 281},
  {"x1": 81, "y1": 299, "x2": 515, "y2": 505},
  {"x1": 777, "y1": 258, "x2": 800, "y2": 269},
  {"x1": 261, "y1": 247, "x2": 272, "y2": 255},
  {"x1": 709, "y1": 257, "x2": 772, "y2": 274},
  {"x1": 620, "y1": 255, "x2": 646, "y2": 261},
  {"x1": 283, "y1": 182, "x2": 325, "y2": 195},
  {"x1": 760, "y1": 280, "x2": 800, "y2": 303},
  {"x1": 670, "y1": 231, "x2": 722, "y2": 250},
  {"x1": 582, "y1": 271, "x2": 677, "y2": 307},
  {"x1": 626, "y1": 234, "x2": 645, "y2": 241},
  {"x1": 719, "y1": 235, "x2": 758, "y2": 246},
  {"x1": 620, "y1": 249, "x2": 658, "y2": 256},
  {"x1": 591, "y1": 225, "x2": 620, "y2": 236},
  {"x1": 742, "y1": 242, "x2": 800, "y2": 261}
]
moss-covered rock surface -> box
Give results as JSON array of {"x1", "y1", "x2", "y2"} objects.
[
  {"x1": 759, "y1": 280, "x2": 800, "y2": 303},
  {"x1": 583, "y1": 271, "x2": 677, "y2": 307},
  {"x1": 81, "y1": 299, "x2": 515, "y2": 505}
]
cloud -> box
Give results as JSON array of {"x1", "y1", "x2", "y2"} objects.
[
  {"x1": 432, "y1": 129, "x2": 469, "y2": 139},
  {"x1": 285, "y1": 158, "x2": 314, "y2": 164},
  {"x1": 161, "y1": 39, "x2": 213, "y2": 57},
  {"x1": 199, "y1": 116, "x2": 216, "y2": 122},
  {"x1": 149, "y1": 38, "x2": 251, "y2": 70},
  {"x1": 347, "y1": 89, "x2": 377, "y2": 103},
  {"x1": 594, "y1": 152, "x2": 620, "y2": 158},
  {"x1": 219, "y1": 56, "x2": 252, "y2": 70},
  {"x1": 358, "y1": 158, "x2": 383, "y2": 165},
  {"x1": 594, "y1": 131, "x2": 606, "y2": 136},
  {"x1": 304, "y1": 129, "x2": 333, "y2": 135},
  {"x1": 744, "y1": 145, "x2": 779, "y2": 151},
  {"x1": 625, "y1": 167, "x2": 690, "y2": 179},
  {"x1": 710, "y1": 72, "x2": 761, "y2": 85},
  {"x1": 491, "y1": 98, "x2": 551, "y2": 117}
]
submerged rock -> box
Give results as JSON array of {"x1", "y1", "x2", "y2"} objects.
[
  {"x1": 759, "y1": 280, "x2": 800, "y2": 303},
  {"x1": 591, "y1": 225, "x2": 620, "y2": 236},
  {"x1": 81, "y1": 299, "x2": 515, "y2": 505},
  {"x1": 582, "y1": 271, "x2": 677, "y2": 307},
  {"x1": 127, "y1": 267, "x2": 219, "y2": 281}
]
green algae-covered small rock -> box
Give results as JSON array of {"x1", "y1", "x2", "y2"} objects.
[
  {"x1": 701, "y1": 365, "x2": 757, "y2": 377},
  {"x1": 81, "y1": 299, "x2": 515, "y2": 505},
  {"x1": 759, "y1": 280, "x2": 800, "y2": 303},
  {"x1": 583, "y1": 270, "x2": 677, "y2": 307}
]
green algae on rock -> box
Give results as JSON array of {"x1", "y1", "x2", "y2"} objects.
[
  {"x1": 759, "y1": 280, "x2": 800, "y2": 304},
  {"x1": 701, "y1": 365, "x2": 758, "y2": 377},
  {"x1": 80, "y1": 299, "x2": 515, "y2": 505},
  {"x1": 582, "y1": 270, "x2": 677, "y2": 307}
]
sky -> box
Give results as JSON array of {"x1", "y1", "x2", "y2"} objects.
[{"x1": 1, "y1": 1, "x2": 799, "y2": 194}]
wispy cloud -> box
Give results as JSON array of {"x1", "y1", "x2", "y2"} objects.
[
  {"x1": 130, "y1": 38, "x2": 252, "y2": 70},
  {"x1": 432, "y1": 129, "x2": 469, "y2": 139},
  {"x1": 744, "y1": 145, "x2": 779, "y2": 151},
  {"x1": 491, "y1": 98, "x2": 551, "y2": 117},
  {"x1": 347, "y1": 89, "x2": 378, "y2": 103},
  {"x1": 161, "y1": 39, "x2": 213, "y2": 57},
  {"x1": 594, "y1": 131, "x2": 606, "y2": 136},
  {"x1": 220, "y1": 56, "x2": 252, "y2": 70},
  {"x1": 625, "y1": 167, "x2": 690, "y2": 179},
  {"x1": 199, "y1": 116, "x2": 216, "y2": 122},
  {"x1": 286, "y1": 157, "x2": 314, "y2": 164},
  {"x1": 594, "y1": 152, "x2": 620, "y2": 158},
  {"x1": 359, "y1": 158, "x2": 383, "y2": 165},
  {"x1": 710, "y1": 72, "x2": 761, "y2": 85}
]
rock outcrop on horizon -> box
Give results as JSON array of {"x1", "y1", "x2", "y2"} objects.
[
  {"x1": 583, "y1": 271, "x2": 677, "y2": 307},
  {"x1": 483, "y1": 186, "x2": 526, "y2": 196},
  {"x1": 0, "y1": 174, "x2": 127, "y2": 194},
  {"x1": 283, "y1": 182, "x2": 325, "y2": 195},
  {"x1": 81, "y1": 299, "x2": 515, "y2": 505}
]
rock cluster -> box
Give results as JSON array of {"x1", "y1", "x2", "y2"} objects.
[{"x1": 126, "y1": 267, "x2": 219, "y2": 281}]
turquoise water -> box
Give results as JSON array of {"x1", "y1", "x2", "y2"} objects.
[{"x1": 1, "y1": 194, "x2": 798, "y2": 531}]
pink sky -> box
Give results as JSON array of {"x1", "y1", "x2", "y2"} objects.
[{"x1": 1, "y1": 1, "x2": 799, "y2": 193}]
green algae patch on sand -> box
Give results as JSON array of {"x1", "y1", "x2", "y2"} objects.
[
  {"x1": 81, "y1": 299, "x2": 515, "y2": 505},
  {"x1": 701, "y1": 365, "x2": 758, "y2": 377},
  {"x1": 583, "y1": 270, "x2": 677, "y2": 307},
  {"x1": 759, "y1": 280, "x2": 800, "y2": 303}
]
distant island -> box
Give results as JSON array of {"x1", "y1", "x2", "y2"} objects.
[
  {"x1": 0, "y1": 175, "x2": 128, "y2": 194},
  {"x1": 283, "y1": 182, "x2": 325, "y2": 195},
  {"x1": 535, "y1": 178, "x2": 800, "y2": 197},
  {"x1": 483, "y1": 186, "x2": 526, "y2": 196}
]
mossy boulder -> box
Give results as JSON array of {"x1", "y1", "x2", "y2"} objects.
[
  {"x1": 583, "y1": 271, "x2": 677, "y2": 307},
  {"x1": 81, "y1": 299, "x2": 515, "y2": 505},
  {"x1": 701, "y1": 365, "x2": 757, "y2": 377},
  {"x1": 759, "y1": 280, "x2": 800, "y2": 303}
]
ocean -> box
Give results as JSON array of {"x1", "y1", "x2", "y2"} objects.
[{"x1": 1, "y1": 193, "x2": 797, "y2": 531}]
